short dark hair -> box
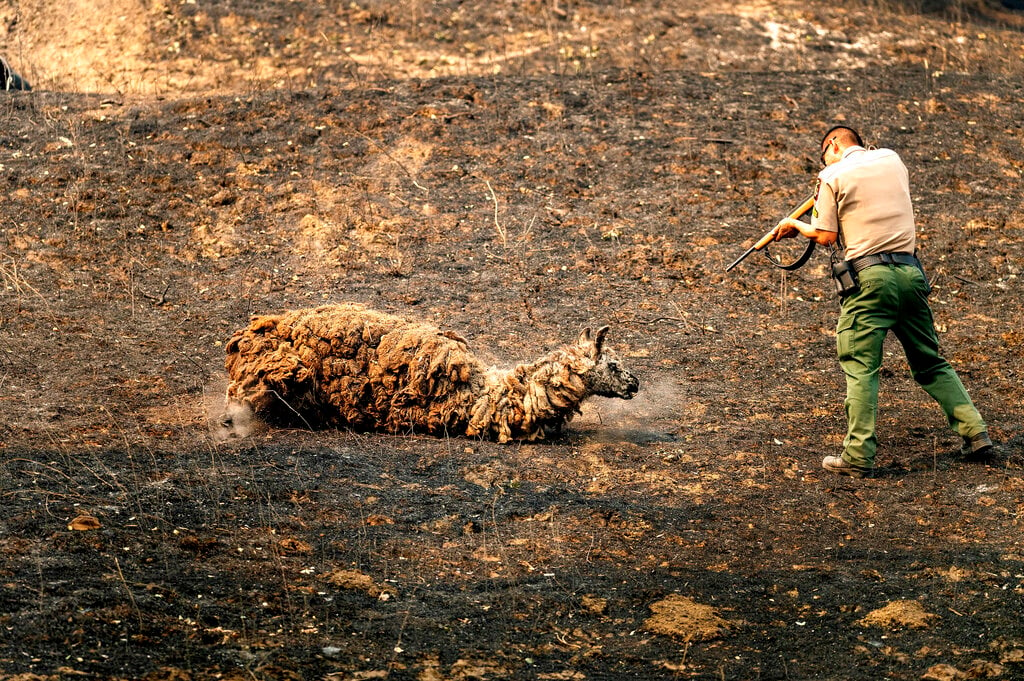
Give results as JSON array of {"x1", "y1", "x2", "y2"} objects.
[{"x1": 821, "y1": 125, "x2": 864, "y2": 149}]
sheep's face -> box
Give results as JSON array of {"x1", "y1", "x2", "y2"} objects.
[
  {"x1": 215, "y1": 400, "x2": 261, "y2": 440},
  {"x1": 578, "y1": 326, "x2": 640, "y2": 399},
  {"x1": 585, "y1": 350, "x2": 640, "y2": 398}
]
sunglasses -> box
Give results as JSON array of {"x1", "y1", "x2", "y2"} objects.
[{"x1": 820, "y1": 136, "x2": 837, "y2": 166}]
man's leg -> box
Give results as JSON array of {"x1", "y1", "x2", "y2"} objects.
[
  {"x1": 837, "y1": 314, "x2": 887, "y2": 469},
  {"x1": 893, "y1": 269, "x2": 987, "y2": 439},
  {"x1": 834, "y1": 271, "x2": 897, "y2": 470}
]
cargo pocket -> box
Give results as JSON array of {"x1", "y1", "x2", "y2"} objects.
[{"x1": 836, "y1": 315, "x2": 856, "y2": 362}]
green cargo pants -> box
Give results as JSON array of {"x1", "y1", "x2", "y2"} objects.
[{"x1": 835, "y1": 263, "x2": 987, "y2": 469}]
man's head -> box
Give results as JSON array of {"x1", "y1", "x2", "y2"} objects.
[{"x1": 820, "y1": 125, "x2": 864, "y2": 166}]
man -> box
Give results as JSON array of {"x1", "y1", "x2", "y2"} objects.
[{"x1": 771, "y1": 125, "x2": 992, "y2": 478}]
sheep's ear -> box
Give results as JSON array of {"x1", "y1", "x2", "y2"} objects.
[
  {"x1": 577, "y1": 326, "x2": 609, "y2": 358},
  {"x1": 577, "y1": 327, "x2": 595, "y2": 354}
]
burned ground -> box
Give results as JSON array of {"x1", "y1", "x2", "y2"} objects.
[{"x1": 1, "y1": 1, "x2": 1023, "y2": 679}]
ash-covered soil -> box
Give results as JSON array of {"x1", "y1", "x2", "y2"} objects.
[{"x1": 1, "y1": 1, "x2": 1023, "y2": 679}]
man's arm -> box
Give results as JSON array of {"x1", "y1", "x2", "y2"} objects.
[
  {"x1": 771, "y1": 217, "x2": 837, "y2": 246},
  {"x1": 772, "y1": 175, "x2": 839, "y2": 246}
]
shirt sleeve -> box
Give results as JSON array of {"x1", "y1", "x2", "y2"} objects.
[{"x1": 811, "y1": 175, "x2": 839, "y2": 234}]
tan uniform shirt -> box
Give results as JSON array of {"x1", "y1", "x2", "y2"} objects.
[{"x1": 811, "y1": 146, "x2": 917, "y2": 260}]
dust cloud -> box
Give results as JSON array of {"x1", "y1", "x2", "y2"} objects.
[{"x1": 577, "y1": 375, "x2": 686, "y2": 441}]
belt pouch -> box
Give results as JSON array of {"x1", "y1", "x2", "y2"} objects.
[{"x1": 830, "y1": 256, "x2": 859, "y2": 297}]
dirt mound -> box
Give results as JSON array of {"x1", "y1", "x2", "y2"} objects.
[
  {"x1": 859, "y1": 600, "x2": 939, "y2": 629},
  {"x1": 1, "y1": 0, "x2": 155, "y2": 93},
  {"x1": 643, "y1": 594, "x2": 735, "y2": 642}
]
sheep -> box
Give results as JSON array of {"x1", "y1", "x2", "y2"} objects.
[{"x1": 220, "y1": 303, "x2": 639, "y2": 442}]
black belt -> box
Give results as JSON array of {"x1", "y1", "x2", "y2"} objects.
[{"x1": 848, "y1": 252, "x2": 920, "y2": 273}]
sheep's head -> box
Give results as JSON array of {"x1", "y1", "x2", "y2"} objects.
[
  {"x1": 577, "y1": 326, "x2": 639, "y2": 399},
  {"x1": 215, "y1": 399, "x2": 260, "y2": 440}
]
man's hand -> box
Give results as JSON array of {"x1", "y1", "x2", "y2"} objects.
[{"x1": 773, "y1": 218, "x2": 804, "y2": 240}]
